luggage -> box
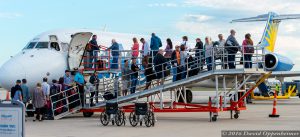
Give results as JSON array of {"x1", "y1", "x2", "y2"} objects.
[
  {"x1": 26, "y1": 103, "x2": 35, "y2": 117},
  {"x1": 103, "y1": 91, "x2": 115, "y2": 100}
]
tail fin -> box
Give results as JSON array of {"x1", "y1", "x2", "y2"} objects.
[
  {"x1": 260, "y1": 12, "x2": 279, "y2": 52},
  {"x1": 231, "y1": 12, "x2": 300, "y2": 53}
]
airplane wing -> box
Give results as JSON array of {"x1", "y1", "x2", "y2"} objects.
[{"x1": 269, "y1": 71, "x2": 300, "y2": 78}]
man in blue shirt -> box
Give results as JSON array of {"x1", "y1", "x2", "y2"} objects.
[
  {"x1": 150, "y1": 33, "x2": 162, "y2": 64},
  {"x1": 74, "y1": 67, "x2": 85, "y2": 107},
  {"x1": 89, "y1": 35, "x2": 100, "y2": 69},
  {"x1": 107, "y1": 39, "x2": 120, "y2": 69},
  {"x1": 63, "y1": 70, "x2": 73, "y2": 90},
  {"x1": 21, "y1": 79, "x2": 30, "y2": 106}
]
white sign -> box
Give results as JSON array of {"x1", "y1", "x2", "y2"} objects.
[{"x1": 0, "y1": 101, "x2": 24, "y2": 137}]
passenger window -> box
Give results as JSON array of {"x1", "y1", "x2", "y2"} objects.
[
  {"x1": 50, "y1": 42, "x2": 60, "y2": 51},
  {"x1": 36, "y1": 42, "x2": 49, "y2": 49}
]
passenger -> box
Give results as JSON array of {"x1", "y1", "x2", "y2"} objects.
[
  {"x1": 195, "y1": 38, "x2": 204, "y2": 70},
  {"x1": 181, "y1": 36, "x2": 191, "y2": 51},
  {"x1": 10, "y1": 80, "x2": 22, "y2": 100},
  {"x1": 205, "y1": 37, "x2": 213, "y2": 71},
  {"x1": 180, "y1": 45, "x2": 188, "y2": 79},
  {"x1": 113, "y1": 75, "x2": 119, "y2": 97},
  {"x1": 74, "y1": 67, "x2": 85, "y2": 107},
  {"x1": 130, "y1": 58, "x2": 140, "y2": 94},
  {"x1": 12, "y1": 85, "x2": 22, "y2": 102},
  {"x1": 107, "y1": 39, "x2": 120, "y2": 69},
  {"x1": 225, "y1": 29, "x2": 240, "y2": 69},
  {"x1": 140, "y1": 38, "x2": 150, "y2": 62},
  {"x1": 242, "y1": 33, "x2": 254, "y2": 68},
  {"x1": 89, "y1": 71, "x2": 99, "y2": 106},
  {"x1": 88, "y1": 35, "x2": 100, "y2": 69},
  {"x1": 21, "y1": 79, "x2": 30, "y2": 106},
  {"x1": 42, "y1": 77, "x2": 50, "y2": 101},
  {"x1": 122, "y1": 60, "x2": 131, "y2": 96},
  {"x1": 56, "y1": 77, "x2": 68, "y2": 115},
  {"x1": 154, "y1": 49, "x2": 167, "y2": 86},
  {"x1": 188, "y1": 55, "x2": 198, "y2": 77},
  {"x1": 150, "y1": 33, "x2": 162, "y2": 63},
  {"x1": 171, "y1": 45, "x2": 181, "y2": 81},
  {"x1": 32, "y1": 83, "x2": 46, "y2": 121},
  {"x1": 63, "y1": 70, "x2": 73, "y2": 90},
  {"x1": 132, "y1": 37, "x2": 139, "y2": 58},
  {"x1": 49, "y1": 79, "x2": 59, "y2": 117},
  {"x1": 218, "y1": 34, "x2": 228, "y2": 69},
  {"x1": 143, "y1": 58, "x2": 156, "y2": 90},
  {"x1": 164, "y1": 38, "x2": 173, "y2": 60}
]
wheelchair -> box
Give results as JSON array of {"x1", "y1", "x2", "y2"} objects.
[
  {"x1": 100, "y1": 102, "x2": 125, "y2": 126},
  {"x1": 129, "y1": 102, "x2": 155, "y2": 127}
]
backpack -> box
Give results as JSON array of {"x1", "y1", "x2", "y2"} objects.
[
  {"x1": 50, "y1": 84, "x2": 59, "y2": 96},
  {"x1": 244, "y1": 45, "x2": 254, "y2": 54},
  {"x1": 225, "y1": 39, "x2": 239, "y2": 54},
  {"x1": 10, "y1": 87, "x2": 16, "y2": 99}
]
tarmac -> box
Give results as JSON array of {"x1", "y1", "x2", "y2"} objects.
[{"x1": 1, "y1": 88, "x2": 300, "y2": 137}]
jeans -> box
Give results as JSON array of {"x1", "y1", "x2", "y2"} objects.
[
  {"x1": 111, "y1": 56, "x2": 118, "y2": 69},
  {"x1": 181, "y1": 66, "x2": 187, "y2": 79},
  {"x1": 244, "y1": 54, "x2": 252, "y2": 68},
  {"x1": 89, "y1": 51, "x2": 98, "y2": 68},
  {"x1": 172, "y1": 66, "x2": 177, "y2": 82},
  {"x1": 228, "y1": 54, "x2": 236, "y2": 69},
  {"x1": 130, "y1": 76, "x2": 138, "y2": 94},
  {"x1": 206, "y1": 57, "x2": 212, "y2": 71}
]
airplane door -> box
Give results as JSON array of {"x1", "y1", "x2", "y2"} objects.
[{"x1": 68, "y1": 32, "x2": 93, "y2": 70}]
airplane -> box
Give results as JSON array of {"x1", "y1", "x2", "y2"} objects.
[{"x1": 0, "y1": 12, "x2": 300, "y2": 102}]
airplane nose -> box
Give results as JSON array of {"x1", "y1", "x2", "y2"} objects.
[{"x1": 0, "y1": 58, "x2": 26, "y2": 90}]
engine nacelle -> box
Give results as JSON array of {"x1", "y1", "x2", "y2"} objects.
[{"x1": 264, "y1": 53, "x2": 294, "y2": 71}]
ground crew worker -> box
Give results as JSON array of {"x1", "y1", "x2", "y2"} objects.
[{"x1": 275, "y1": 83, "x2": 280, "y2": 95}]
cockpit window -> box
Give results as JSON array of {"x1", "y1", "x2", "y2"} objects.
[
  {"x1": 25, "y1": 42, "x2": 37, "y2": 49},
  {"x1": 50, "y1": 42, "x2": 60, "y2": 51},
  {"x1": 35, "y1": 42, "x2": 49, "y2": 49}
]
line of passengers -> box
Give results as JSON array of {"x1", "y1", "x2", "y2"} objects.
[{"x1": 85, "y1": 29, "x2": 256, "y2": 96}]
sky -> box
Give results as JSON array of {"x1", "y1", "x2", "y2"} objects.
[{"x1": 1, "y1": 0, "x2": 300, "y2": 71}]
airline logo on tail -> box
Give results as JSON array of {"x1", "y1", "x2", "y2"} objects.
[{"x1": 260, "y1": 12, "x2": 279, "y2": 53}]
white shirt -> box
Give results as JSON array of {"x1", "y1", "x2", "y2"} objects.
[
  {"x1": 219, "y1": 39, "x2": 225, "y2": 47},
  {"x1": 205, "y1": 44, "x2": 213, "y2": 58},
  {"x1": 181, "y1": 41, "x2": 191, "y2": 51},
  {"x1": 141, "y1": 42, "x2": 150, "y2": 56},
  {"x1": 42, "y1": 82, "x2": 50, "y2": 96}
]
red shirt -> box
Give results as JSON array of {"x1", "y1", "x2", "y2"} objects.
[{"x1": 132, "y1": 43, "x2": 139, "y2": 57}]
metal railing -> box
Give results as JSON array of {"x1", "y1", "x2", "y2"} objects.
[
  {"x1": 84, "y1": 45, "x2": 265, "y2": 105},
  {"x1": 49, "y1": 86, "x2": 81, "y2": 118}
]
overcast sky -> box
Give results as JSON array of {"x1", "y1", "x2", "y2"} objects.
[{"x1": 1, "y1": 0, "x2": 300, "y2": 71}]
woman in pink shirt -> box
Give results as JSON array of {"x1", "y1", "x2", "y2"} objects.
[
  {"x1": 242, "y1": 33, "x2": 254, "y2": 68},
  {"x1": 132, "y1": 37, "x2": 139, "y2": 58}
]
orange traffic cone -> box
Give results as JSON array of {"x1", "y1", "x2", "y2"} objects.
[
  {"x1": 5, "y1": 91, "x2": 10, "y2": 101},
  {"x1": 269, "y1": 91, "x2": 280, "y2": 118}
]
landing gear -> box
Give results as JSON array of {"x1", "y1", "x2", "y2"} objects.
[
  {"x1": 83, "y1": 112, "x2": 94, "y2": 117},
  {"x1": 177, "y1": 89, "x2": 193, "y2": 103}
]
